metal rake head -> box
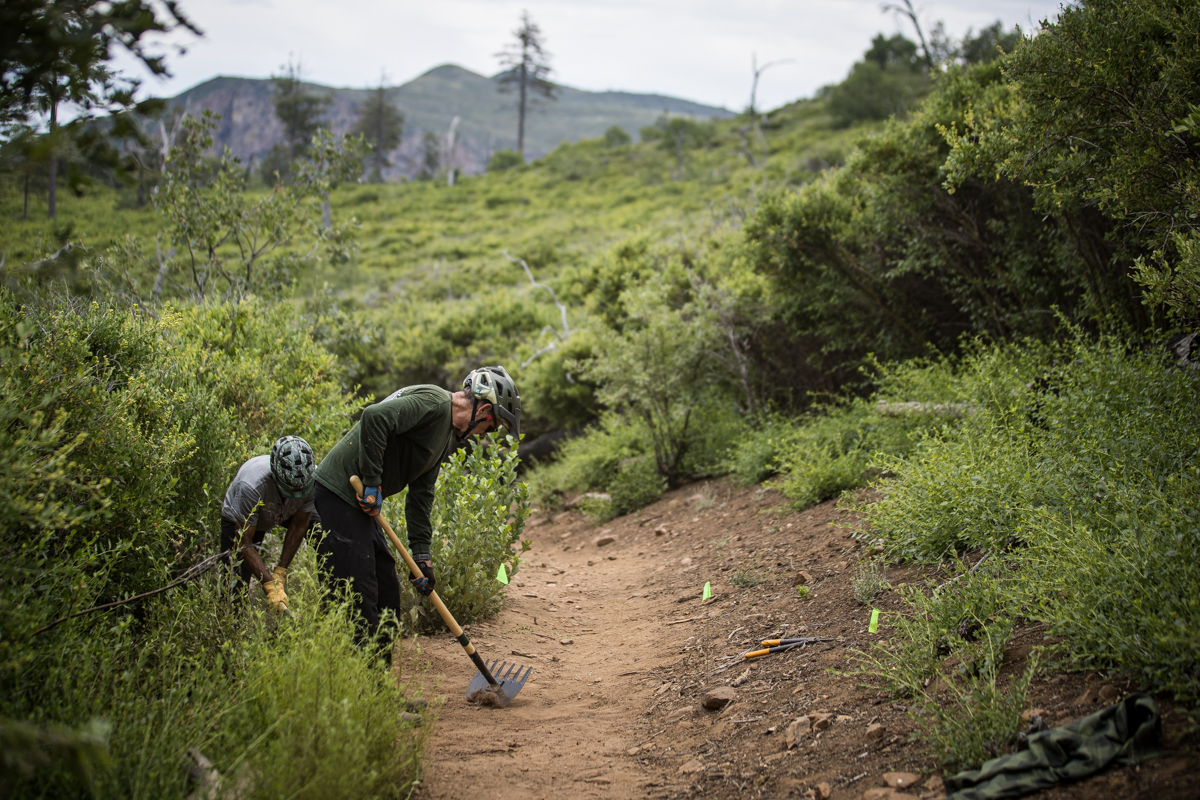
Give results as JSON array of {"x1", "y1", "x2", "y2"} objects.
[{"x1": 465, "y1": 659, "x2": 533, "y2": 708}]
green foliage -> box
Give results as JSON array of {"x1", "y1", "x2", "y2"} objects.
[
  {"x1": 607, "y1": 455, "x2": 667, "y2": 517},
  {"x1": 261, "y1": 59, "x2": 334, "y2": 184},
  {"x1": 390, "y1": 433, "x2": 531, "y2": 631},
  {"x1": 944, "y1": 0, "x2": 1200, "y2": 324},
  {"x1": 862, "y1": 337, "x2": 1200, "y2": 699},
  {"x1": 582, "y1": 278, "x2": 720, "y2": 482},
  {"x1": 603, "y1": 125, "x2": 631, "y2": 147},
  {"x1": 353, "y1": 83, "x2": 405, "y2": 183},
  {"x1": 0, "y1": 287, "x2": 425, "y2": 797},
  {"x1": 527, "y1": 412, "x2": 649, "y2": 509},
  {"x1": 98, "y1": 111, "x2": 365, "y2": 303},
  {"x1": 826, "y1": 53, "x2": 928, "y2": 127},
  {"x1": 10, "y1": 546, "x2": 425, "y2": 799},
  {"x1": 920, "y1": 651, "x2": 1038, "y2": 771},
  {"x1": 0, "y1": 288, "x2": 357, "y2": 669},
  {"x1": 487, "y1": 149, "x2": 524, "y2": 172},
  {"x1": 731, "y1": 569, "x2": 763, "y2": 589},
  {"x1": 852, "y1": 559, "x2": 889, "y2": 605}
]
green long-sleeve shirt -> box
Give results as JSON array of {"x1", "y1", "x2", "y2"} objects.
[{"x1": 315, "y1": 385, "x2": 455, "y2": 553}]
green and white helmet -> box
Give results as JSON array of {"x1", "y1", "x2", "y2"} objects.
[
  {"x1": 270, "y1": 436, "x2": 316, "y2": 498},
  {"x1": 463, "y1": 366, "x2": 521, "y2": 438}
]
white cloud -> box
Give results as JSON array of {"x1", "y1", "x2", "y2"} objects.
[{"x1": 118, "y1": 0, "x2": 1066, "y2": 109}]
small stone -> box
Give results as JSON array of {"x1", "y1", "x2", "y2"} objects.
[
  {"x1": 680, "y1": 557, "x2": 692, "y2": 565},
  {"x1": 793, "y1": 571, "x2": 814, "y2": 586},
  {"x1": 865, "y1": 722, "x2": 886, "y2": 740},
  {"x1": 1098, "y1": 684, "x2": 1121, "y2": 704},
  {"x1": 665, "y1": 706, "x2": 695, "y2": 723},
  {"x1": 678, "y1": 759, "x2": 704, "y2": 774},
  {"x1": 677, "y1": 721, "x2": 694, "y2": 729},
  {"x1": 594, "y1": 535, "x2": 617, "y2": 547},
  {"x1": 702, "y1": 687, "x2": 737, "y2": 710},
  {"x1": 1021, "y1": 708, "x2": 1048, "y2": 723},
  {"x1": 834, "y1": 561, "x2": 848, "y2": 571},
  {"x1": 654, "y1": 524, "x2": 669, "y2": 536},
  {"x1": 626, "y1": 747, "x2": 641, "y2": 756},
  {"x1": 815, "y1": 782, "x2": 833, "y2": 800},
  {"x1": 560, "y1": 638, "x2": 574, "y2": 645},
  {"x1": 837, "y1": 715, "x2": 854, "y2": 722},
  {"x1": 785, "y1": 716, "x2": 811, "y2": 749},
  {"x1": 1075, "y1": 687, "x2": 1100, "y2": 706},
  {"x1": 550, "y1": 655, "x2": 559, "y2": 662},
  {"x1": 764, "y1": 726, "x2": 776, "y2": 735},
  {"x1": 923, "y1": 775, "x2": 944, "y2": 792},
  {"x1": 607, "y1": 555, "x2": 617, "y2": 561},
  {"x1": 731, "y1": 668, "x2": 752, "y2": 688},
  {"x1": 811, "y1": 712, "x2": 832, "y2": 731},
  {"x1": 883, "y1": 771, "x2": 919, "y2": 789},
  {"x1": 587, "y1": 560, "x2": 595, "y2": 566},
  {"x1": 863, "y1": 790, "x2": 905, "y2": 800}
]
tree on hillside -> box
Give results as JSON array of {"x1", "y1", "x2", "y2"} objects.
[
  {"x1": 1, "y1": 0, "x2": 197, "y2": 218},
  {"x1": 825, "y1": 33, "x2": 929, "y2": 127},
  {"x1": 353, "y1": 77, "x2": 404, "y2": 183},
  {"x1": 640, "y1": 113, "x2": 715, "y2": 181},
  {"x1": 259, "y1": 59, "x2": 332, "y2": 185},
  {"x1": 495, "y1": 10, "x2": 556, "y2": 159}
]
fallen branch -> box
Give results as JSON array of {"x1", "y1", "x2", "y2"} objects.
[
  {"x1": 666, "y1": 616, "x2": 706, "y2": 625},
  {"x1": 32, "y1": 550, "x2": 232, "y2": 637}
]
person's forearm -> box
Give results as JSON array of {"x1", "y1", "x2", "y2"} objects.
[
  {"x1": 239, "y1": 524, "x2": 271, "y2": 584},
  {"x1": 278, "y1": 511, "x2": 310, "y2": 569}
]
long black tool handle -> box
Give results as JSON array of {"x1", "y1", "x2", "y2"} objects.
[{"x1": 350, "y1": 476, "x2": 499, "y2": 687}]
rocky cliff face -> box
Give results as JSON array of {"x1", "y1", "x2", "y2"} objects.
[{"x1": 168, "y1": 65, "x2": 734, "y2": 178}]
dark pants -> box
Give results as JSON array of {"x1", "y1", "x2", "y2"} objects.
[{"x1": 313, "y1": 482, "x2": 402, "y2": 643}]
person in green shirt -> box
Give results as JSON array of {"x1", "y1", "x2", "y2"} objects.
[{"x1": 313, "y1": 366, "x2": 520, "y2": 645}]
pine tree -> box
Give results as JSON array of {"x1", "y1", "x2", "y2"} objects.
[
  {"x1": 353, "y1": 80, "x2": 404, "y2": 183},
  {"x1": 260, "y1": 60, "x2": 331, "y2": 185},
  {"x1": 495, "y1": 10, "x2": 555, "y2": 159}
]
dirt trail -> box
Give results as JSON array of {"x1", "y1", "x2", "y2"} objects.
[{"x1": 406, "y1": 480, "x2": 1199, "y2": 800}]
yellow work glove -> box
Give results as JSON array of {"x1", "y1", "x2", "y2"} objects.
[{"x1": 262, "y1": 566, "x2": 289, "y2": 613}]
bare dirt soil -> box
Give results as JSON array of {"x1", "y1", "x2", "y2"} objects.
[{"x1": 404, "y1": 479, "x2": 1199, "y2": 800}]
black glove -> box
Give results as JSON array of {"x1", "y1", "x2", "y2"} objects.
[{"x1": 410, "y1": 556, "x2": 435, "y2": 596}]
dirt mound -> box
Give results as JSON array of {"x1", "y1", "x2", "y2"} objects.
[{"x1": 404, "y1": 480, "x2": 1199, "y2": 800}]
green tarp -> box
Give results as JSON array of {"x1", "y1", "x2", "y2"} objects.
[{"x1": 946, "y1": 693, "x2": 1162, "y2": 800}]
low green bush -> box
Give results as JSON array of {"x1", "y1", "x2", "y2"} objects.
[
  {"x1": 860, "y1": 335, "x2": 1200, "y2": 732},
  {"x1": 12, "y1": 545, "x2": 426, "y2": 799},
  {"x1": 388, "y1": 433, "x2": 531, "y2": 632},
  {"x1": 0, "y1": 289, "x2": 431, "y2": 797},
  {"x1": 526, "y1": 412, "x2": 650, "y2": 509}
]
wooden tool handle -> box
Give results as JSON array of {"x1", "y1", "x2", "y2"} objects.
[{"x1": 349, "y1": 475, "x2": 471, "y2": 648}]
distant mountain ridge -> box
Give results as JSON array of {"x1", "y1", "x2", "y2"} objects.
[{"x1": 168, "y1": 64, "x2": 735, "y2": 178}]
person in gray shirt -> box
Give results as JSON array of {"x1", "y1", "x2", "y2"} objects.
[{"x1": 221, "y1": 436, "x2": 319, "y2": 613}]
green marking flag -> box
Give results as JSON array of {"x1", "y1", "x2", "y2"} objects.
[
  {"x1": 702, "y1": 581, "x2": 712, "y2": 601},
  {"x1": 869, "y1": 608, "x2": 880, "y2": 633},
  {"x1": 496, "y1": 563, "x2": 509, "y2": 585}
]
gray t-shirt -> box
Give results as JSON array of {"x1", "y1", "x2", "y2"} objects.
[{"x1": 221, "y1": 455, "x2": 317, "y2": 531}]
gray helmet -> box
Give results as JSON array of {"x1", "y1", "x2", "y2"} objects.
[
  {"x1": 270, "y1": 436, "x2": 316, "y2": 498},
  {"x1": 463, "y1": 366, "x2": 521, "y2": 438}
]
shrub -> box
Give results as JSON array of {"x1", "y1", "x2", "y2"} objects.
[
  {"x1": 603, "y1": 125, "x2": 631, "y2": 147},
  {"x1": 487, "y1": 149, "x2": 524, "y2": 172},
  {"x1": 12, "y1": 545, "x2": 426, "y2": 799},
  {"x1": 863, "y1": 336, "x2": 1200, "y2": 700},
  {"x1": 852, "y1": 560, "x2": 889, "y2": 605},
  {"x1": 388, "y1": 433, "x2": 531, "y2": 631}
]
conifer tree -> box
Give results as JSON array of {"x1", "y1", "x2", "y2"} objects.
[
  {"x1": 495, "y1": 10, "x2": 555, "y2": 159},
  {"x1": 353, "y1": 79, "x2": 404, "y2": 183}
]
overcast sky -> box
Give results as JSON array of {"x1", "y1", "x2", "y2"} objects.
[{"x1": 119, "y1": 0, "x2": 1068, "y2": 111}]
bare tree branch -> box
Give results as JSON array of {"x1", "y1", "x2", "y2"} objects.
[{"x1": 502, "y1": 249, "x2": 572, "y2": 368}]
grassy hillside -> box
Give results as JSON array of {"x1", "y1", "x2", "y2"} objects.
[{"x1": 168, "y1": 65, "x2": 736, "y2": 176}]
